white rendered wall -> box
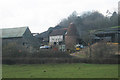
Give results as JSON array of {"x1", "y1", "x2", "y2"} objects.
[{"x1": 49, "y1": 35, "x2": 63, "y2": 45}]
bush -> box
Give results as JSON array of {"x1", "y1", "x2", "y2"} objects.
[
  {"x1": 2, "y1": 57, "x2": 119, "y2": 64},
  {"x1": 2, "y1": 42, "x2": 119, "y2": 64},
  {"x1": 91, "y1": 42, "x2": 118, "y2": 59},
  {"x1": 2, "y1": 42, "x2": 72, "y2": 59},
  {"x1": 2, "y1": 42, "x2": 30, "y2": 58}
]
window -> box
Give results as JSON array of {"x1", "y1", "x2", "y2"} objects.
[
  {"x1": 23, "y1": 42, "x2": 27, "y2": 46},
  {"x1": 54, "y1": 42, "x2": 56, "y2": 45},
  {"x1": 23, "y1": 42, "x2": 25, "y2": 45},
  {"x1": 59, "y1": 42, "x2": 62, "y2": 45}
]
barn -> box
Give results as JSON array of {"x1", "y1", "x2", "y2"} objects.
[
  {"x1": 1, "y1": 27, "x2": 40, "y2": 48},
  {"x1": 93, "y1": 26, "x2": 120, "y2": 43}
]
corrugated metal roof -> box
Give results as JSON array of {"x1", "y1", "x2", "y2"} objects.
[
  {"x1": 94, "y1": 27, "x2": 120, "y2": 35},
  {"x1": 1, "y1": 27, "x2": 28, "y2": 38}
]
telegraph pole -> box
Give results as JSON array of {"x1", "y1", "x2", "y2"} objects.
[{"x1": 88, "y1": 31, "x2": 92, "y2": 58}]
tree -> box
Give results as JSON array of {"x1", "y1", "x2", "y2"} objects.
[
  {"x1": 54, "y1": 10, "x2": 118, "y2": 44},
  {"x1": 110, "y1": 12, "x2": 118, "y2": 26}
]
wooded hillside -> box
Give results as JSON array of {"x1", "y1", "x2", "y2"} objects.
[{"x1": 39, "y1": 11, "x2": 118, "y2": 43}]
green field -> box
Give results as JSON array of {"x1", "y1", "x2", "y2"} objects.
[{"x1": 2, "y1": 63, "x2": 119, "y2": 78}]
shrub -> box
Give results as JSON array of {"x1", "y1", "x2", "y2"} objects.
[
  {"x1": 2, "y1": 42, "x2": 119, "y2": 64},
  {"x1": 91, "y1": 41, "x2": 118, "y2": 59},
  {"x1": 2, "y1": 42, "x2": 72, "y2": 58},
  {"x1": 2, "y1": 42, "x2": 30, "y2": 58}
]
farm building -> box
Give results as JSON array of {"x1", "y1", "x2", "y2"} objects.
[
  {"x1": 49, "y1": 23, "x2": 85, "y2": 51},
  {"x1": 38, "y1": 25, "x2": 66, "y2": 46},
  {"x1": 1, "y1": 27, "x2": 40, "y2": 48},
  {"x1": 36, "y1": 30, "x2": 51, "y2": 45},
  {"x1": 49, "y1": 28, "x2": 67, "y2": 51},
  {"x1": 49, "y1": 28, "x2": 67, "y2": 46},
  {"x1": 65, "y1": 23, "x2": 82, "y2": 50},
  {"x1": 93, "y1": 26, "x2": 120, "y2": 43}
]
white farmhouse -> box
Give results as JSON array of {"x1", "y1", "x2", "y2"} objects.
[{"x1": 49, "y1": 28, "x2": 67, "y2": 45}]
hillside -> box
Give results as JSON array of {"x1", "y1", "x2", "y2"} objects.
[
  {"x1": 39, "y1": 11, "x2": 118, "y2": 43},
  {"x1": 38, "y1": 25, "x2": 62, "y2": 38}
]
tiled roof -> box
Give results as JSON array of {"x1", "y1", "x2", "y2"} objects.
[{"x1": 50, "y1": 28, "x2": 67, "y2": 36}]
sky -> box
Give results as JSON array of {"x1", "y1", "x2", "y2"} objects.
[{"x1": 0, "y1": 0, "x2": 119, "y2": 33}]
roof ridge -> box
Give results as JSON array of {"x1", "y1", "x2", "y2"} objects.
[
  {"x1": 0, "y1": 26, "x2": 28, "y2": 30},
  {"x1": 1, "y1": 27, "x2": 29, "y2": 38}
]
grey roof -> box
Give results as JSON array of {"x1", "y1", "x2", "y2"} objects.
[
  {"x1": 95, "y1": 27, "x2": 120, "y2": 35},
  {"x1": 50, "y1": 28, "x2": 67, "y2": 36},
  {"x1": 1, "y1": 27, "x2": 28, "y2": 38},
  {"x1": 39, "y1": 31, "x2": 49, "y2": 38}
]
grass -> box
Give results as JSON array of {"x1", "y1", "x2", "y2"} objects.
[
  {"x1": 71, "y1": 52, "x2": 88, "y2": 58},
  {"x1": 2, "y1": 63, "x2": 119, "y2": 78},
  {"x1": 89, "y1": 26, "x2": 120, "y2": 33},
  {"x1": 111, "y1": 26, "x2": 120, "y2": 29}
]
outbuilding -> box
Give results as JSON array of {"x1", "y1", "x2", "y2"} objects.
[{"x1": 1, "y1": 27, "x2": 40, "y2": 48}]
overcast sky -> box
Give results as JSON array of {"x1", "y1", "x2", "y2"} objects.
[{"x1": 0, "y1": 0, "x2": 119, "y2": 33}]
